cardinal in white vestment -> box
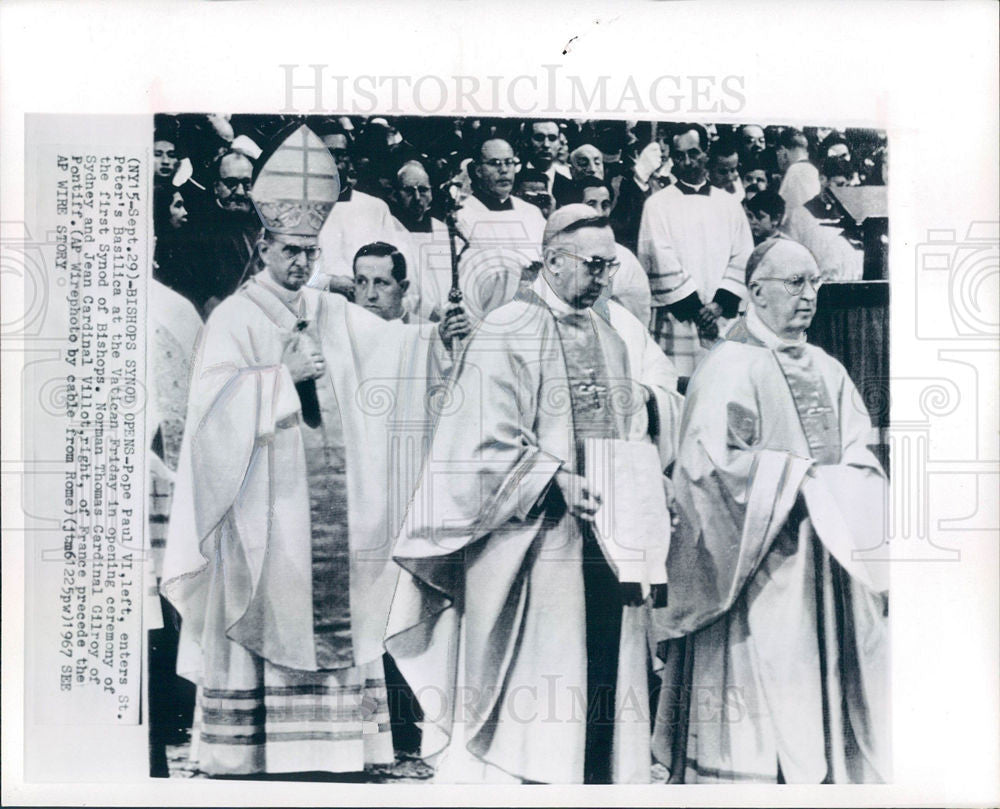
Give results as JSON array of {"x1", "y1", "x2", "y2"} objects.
[
  {"x1": 651, "y1": 238, "x2": 890, "y2": 784},
  {"x1": 386, "y1": 206, "x2": 683, "y2": 784},
  {"x1": 161, "y1": 125, "x2": 466, "y2": 776}
]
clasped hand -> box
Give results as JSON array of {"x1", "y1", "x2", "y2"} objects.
[
  {"x1": 282, "y1": 334, "x2": 326, "y2": 382},
  {"x1": 556, "y1": 468, "x2": 601, "y2": 522},
  {"x1": 696, "y1": 302, "x2": 722, "y2": 340}
]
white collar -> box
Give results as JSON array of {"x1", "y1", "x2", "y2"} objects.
[
  {"x1": 677, "y1": 178, "x2": 708, "y2": 192},
  {"x1": 531, "y1": 275, "x2": 587, "y2": 318},
  {"x1": 256, "y1": 270, "x2": 305, "y2": 313},
  {"x1": 745, "y1": 304, "x2": 807, "y2": 350}
]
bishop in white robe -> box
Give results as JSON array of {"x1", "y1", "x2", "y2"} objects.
[
  {"x1": 651, "y1": 238, "x2": 890, "y2": 784},
  {"x1": 386, "y1": 207, "x2": 682, "y2": 784}
]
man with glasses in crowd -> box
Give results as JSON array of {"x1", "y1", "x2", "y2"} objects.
[
  {"x1": 652, "y1": 236, "x2": 889, "y2": 784},
  {"x1": 384, "y1": 160, "x2": 453, "y2": 320},
  {"x1": 387, "y1": 205, "x2": 682, "y2": 784},
  {"x1": 182, "y1": 149, "x2": 262, "y2": 316},
  {"x1": 453, "y1": 137, "x2": 547, "y2": 319}
]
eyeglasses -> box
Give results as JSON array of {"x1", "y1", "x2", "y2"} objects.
[
  {"x1": 402, "y1": 185, "x2": 432, "y2": 195},
  {"x1": 278, "y1": 244, "x2": 322, "y2": 262},
  {"x1": 555, "y1": 249, "x2": 620, "y2": 277},
  {"x1": 219, "y1": 176, "x2": 252, "y2": 191},
  {"x1": 481, "y1": 158, "x2": 521, "y2": 170},
  {"x1": 754, "y1": 274, "x2": 824, "y2": 295}
]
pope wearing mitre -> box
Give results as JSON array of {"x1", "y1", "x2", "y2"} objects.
[{"x1": 162, "y1": 124, "x2": 460, "y2": 776}]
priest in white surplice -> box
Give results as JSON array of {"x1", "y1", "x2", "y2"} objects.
[
  {"x1": 161, "y1": 125, "x2": 467, "y2": 777},
  {"x1": 315, "y1": 125, "x2": 398, "y2": 278},
  {"x1": 637, "y1": 124, "x2": 753, "y2": 379},
  {"x1": 651, "y1": 238, "x2": 890, "y2": 784},
  {"x1": 452, "y1": 137, "x2": 546, "y2": 321},
  {"x1": 386, "y1": 206, "x2": 683, "y2": 784},
  {"x1": 386, "y1": 161, "x2": 453, "y2": 322}
]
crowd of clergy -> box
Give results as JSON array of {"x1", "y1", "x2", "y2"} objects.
[{"x1": 148, "y1": 114, "x2": 890, "y2": 785}]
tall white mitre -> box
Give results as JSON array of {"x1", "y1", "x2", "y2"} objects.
[{"x1": 250, "y1": 123, "x2": 341, "y2": 236}]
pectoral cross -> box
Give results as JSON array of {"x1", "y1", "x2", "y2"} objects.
[
  {"x1": 805, "y1": 403, "x2": 834, "y2": 430},
  {"x1": 576, "y1": 368, "x2": 607, "y2": 411}
]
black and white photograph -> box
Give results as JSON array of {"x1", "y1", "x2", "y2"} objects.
[
  {"x1": 2, "y1": 2, "x2": 997, "y2": 807},
  {"x1": 147, "y1": 112, "x2": 890, "y2": 785}
]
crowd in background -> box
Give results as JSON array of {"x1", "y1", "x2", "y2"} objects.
[
  {"x1": 152, "y1": 113, "x2": 887, "y2": 327},
  {"x1": 148, "y1": 113, "x2": 890, "y2": 780}
]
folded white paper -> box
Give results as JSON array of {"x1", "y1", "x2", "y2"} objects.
[{"x1": 585, "y1": 437, "x2": 671, "y2": 595}]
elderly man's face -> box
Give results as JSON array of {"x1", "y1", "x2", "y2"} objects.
[
  {"x1": 570, "y1": 146, "x2": 604, "y2": 180},
  {"x1": 670, "y1": 130, "x2": 708, "y2": 185},
  {"x1": 741, "y1": 125, "x2": 765, "y2": 155},
  {"x1": 396, "y1": 165, "x2": 432, "y2": 219},
  {"x1": 260, "y1": 233, "x2": 320, "y2": 291},
  {"x1": 153, "y1": 140, "x2": 179, "y2": 180},
  {"x1": 750, "y1": 244, "x2": 822, "y2": 339},
  {"x1": 709, "y1": 153, "x2": 740, "y2": 193},
  {"x1": 474, "y1": 139, "x2": 519, "y2": 200},
  {"x1": 354, "y1": 254, "x2": 407, "y2": 321},
  {"x1": 544, "y1": 225, "x2": 616, "y2": 309},
  {"x1": 581, "y1": 185, "x2": 612, "y2": 217},
  {"x1": 214, "y1": 153, "x2": 254, "y2": 214},
  {"x1": 530, "y1": 122, "x2": 560, "y2": 165}
]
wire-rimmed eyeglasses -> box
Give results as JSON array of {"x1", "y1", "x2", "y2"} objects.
[{"x1": 753, "y1": 274, "x2": 824, "y2": 295}]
